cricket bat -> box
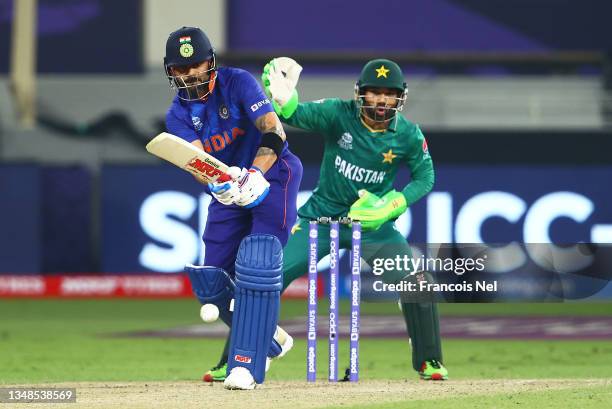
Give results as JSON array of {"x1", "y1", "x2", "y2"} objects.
[{"x1": 146, "y1": 132, "x2": 232, "y2": 183}]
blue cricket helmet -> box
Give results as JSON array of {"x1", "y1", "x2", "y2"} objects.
[{"x1": 164, "y1": 27, "x2": 217, "y2": 101}]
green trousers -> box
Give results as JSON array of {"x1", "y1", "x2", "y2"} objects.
[{"x1": 282, "y1": 218, "x2": 443, "y2": 371}]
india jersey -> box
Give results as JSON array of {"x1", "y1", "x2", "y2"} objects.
[
  {"x1": 282, "y1": 98, "x2": 434, "y2": 219},
  {"x1": 165, "y1": 67, "x2": 279, "y2": 169}
]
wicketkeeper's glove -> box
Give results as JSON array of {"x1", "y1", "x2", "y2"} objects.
[
  {"x1": 262, "y1": 57, "x2": 302, "y2": 119},
  {"x1": 348, "y1": 189, "x2": 407, "y2": 231}
]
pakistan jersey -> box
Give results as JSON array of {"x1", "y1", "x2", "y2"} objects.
[{"x1": 282, "y1": 98, "x2": 434, "y2": 220}]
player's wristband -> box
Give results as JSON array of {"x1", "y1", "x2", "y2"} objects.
[{"x1": 260, "y1": 132, "x2": 284, "y2": 159}]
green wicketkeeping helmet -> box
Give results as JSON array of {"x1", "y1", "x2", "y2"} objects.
[
  {"x1": 357, "y1": 58, "x2": 406, "y2": 91},
  {"x1": 355, "y1": 58, "x2": 408, "y2": 123}
]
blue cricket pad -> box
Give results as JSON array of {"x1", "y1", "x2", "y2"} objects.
[
  {"x1": 185, "y1": 263, "x2": 283, "y2": 359},
  {"x1": 227, "y1": 234, "x2": 283, "y2": 384},
  {"x1": 185, "y1": 265, "x2": 235, "y2": 326}
]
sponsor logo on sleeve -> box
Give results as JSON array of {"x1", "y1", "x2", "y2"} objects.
[{"x1": 250, "y1": 98, "x2": 270, "y2": 112}]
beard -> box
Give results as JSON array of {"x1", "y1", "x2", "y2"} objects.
[
  {"x1": 175, "y1": 72, "x2": 214, "y2": 101},
  {"x1": 183, "y1": 82, "x2": 210, "y2": 100},
  {"x1": 363, "y1": 104, "x2": 397, "y2": 122}
]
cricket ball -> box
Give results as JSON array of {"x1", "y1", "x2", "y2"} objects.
[{"x1": 200, "y1": 303, "x2": 220, "y2": 323}]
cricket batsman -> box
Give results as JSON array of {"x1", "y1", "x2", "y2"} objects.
[
  {"x1": 206, "y1": 58, "x2": 447, "y2": 381},
  {"x1": 163, "y1": 27, "x2": 303, "y2": 389},
  {"x1": 264, "y1": 57, "x2": 448, "y2": 380}
]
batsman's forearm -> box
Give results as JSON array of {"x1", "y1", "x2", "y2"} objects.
[
  {"x1": 252, "y1": 147, "x2": 277, "y2": 173},
  {"x1": 253, "y1": 112, "x2": 287, "y2": 173}
]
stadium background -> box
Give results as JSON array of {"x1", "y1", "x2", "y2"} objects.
[
  {"x1": 1, "y1": 0, "x2": 611, "y2": 279},
  {"x1": 1, "y1": 2, "x2": 612, "y2": 407}
]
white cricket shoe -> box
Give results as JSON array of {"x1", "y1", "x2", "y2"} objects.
[{"x1": 224, "y1": 367, "x2": 256, "y2": 390}]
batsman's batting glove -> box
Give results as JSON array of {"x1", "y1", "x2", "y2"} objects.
[
  {"x1": 348, "y1": 189, "x2": 407, "y2": 231},
  {"x1": 262, "y1": 57, "x2": 302, "y2": 119},
  {"x1": 234, "y1": 167, "x2": 270, "y2": 209},
  {"x1": 208, "y1": 167, "x2": 242, "y2": 205}
]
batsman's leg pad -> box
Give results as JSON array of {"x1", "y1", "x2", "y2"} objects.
[
  {"x1": 227, "y1": 234, "x2": 283, "y2": 384},
  {"x1": 185, "y1": 265, "x2": 235, "y2": 325},
  {"x1": 187, "y1": 264, "x2": 282, "y2": 360}
]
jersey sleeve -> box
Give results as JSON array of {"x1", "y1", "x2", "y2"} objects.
[
  {"x1": 236, "y1": 70, "x2": 275, "y2": 124},
  {"x1": 165, "y1": 106, "x2": 198, "y2": 143},
  {"x1": 401, "y1": 125, "x2": 435, "y2": 206},
  {"x1": 281, "y1": 98, "x2": 341, "y2": 135}
]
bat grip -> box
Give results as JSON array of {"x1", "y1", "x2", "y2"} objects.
[{"x1": 217, "y1": 173, "x2": 231, "y2": 183}]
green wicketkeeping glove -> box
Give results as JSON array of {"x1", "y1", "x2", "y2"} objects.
[
  {"x1": 348, "y1": 189, "x2": 407, "y2": 231},
  {"x1": 261, "y1": 57, "x2": 302, "y2": 119}
]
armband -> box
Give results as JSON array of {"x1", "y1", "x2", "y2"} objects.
[{"x1": 260, "y1": 132, "x2": 284, "y2": 159}]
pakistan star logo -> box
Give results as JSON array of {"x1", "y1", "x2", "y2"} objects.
[
  {"x1": 382, "y1": 149, "x2": 397, "y2": 164},
  {"x1": 375, "y1": 65, "x2": 390, "y2": 78}
]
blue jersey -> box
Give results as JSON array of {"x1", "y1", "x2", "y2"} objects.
[{"x1": 166, "y1": 67, "x2": 279, "y2": 169}]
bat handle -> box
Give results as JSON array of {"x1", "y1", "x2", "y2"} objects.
[{"x1": 217, "y1": 173, "x2": 232, "y2": 183}]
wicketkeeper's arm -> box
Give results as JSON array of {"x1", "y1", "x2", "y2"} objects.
[
  {"x1": 401, "y1": 127, "x2": 435, "y2": 206},
  {"x1": 348, "y1": 129, "x2": 434, "y2": 231},
  {"x1": 401, "y1": 161, "x2": 434, "y2": 206}
]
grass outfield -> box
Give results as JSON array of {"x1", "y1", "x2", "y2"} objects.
[{"x1": 1, "y1": 299, "x2": 611, "y2": 408}]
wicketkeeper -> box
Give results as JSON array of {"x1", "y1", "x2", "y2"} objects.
[{"x1": 206, "y1": 57, "x2": 448, "y2": 381}]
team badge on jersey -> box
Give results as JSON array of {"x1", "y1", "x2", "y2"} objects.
[
  {"x1": 338, "y1": 132, "x2": 353, "y2": 150},
  {"x1": 191, "y1": 116, "x2": 203, "y2": 131},
  {"x1": 382, "y1": 149, "x2": 397, "y2": 164},
  {"x1": 219, "y1": 104, "x2": 229, "y2": 120}
]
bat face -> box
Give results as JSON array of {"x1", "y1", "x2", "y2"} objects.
[
  {"x1": 185, "y1": 157, "x2": 231, "y2": 182},
  {"x1": 146, "y1": 132, "x2": 231, "y2": 183}
]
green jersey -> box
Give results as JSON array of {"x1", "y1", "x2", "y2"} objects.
[{"x1": 283, "y1": 98, "x2": 434, "y2": 220}]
